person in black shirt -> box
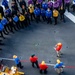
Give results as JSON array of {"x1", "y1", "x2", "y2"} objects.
[
  {"x1": 19, "y1": 0, "x2": 26, "y2": 8},
  {"x1": 59, "y1": 6, "x2": 65, "y2": 22},
  {"x1": 24, "y1": 11, "x2": 31, "y2": 26}
]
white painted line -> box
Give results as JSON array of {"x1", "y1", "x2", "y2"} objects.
[
  {"x1": 0, "y1": 58, "x2": 14, "y2": 61},
  {"x1": 64, "y1": 10, "x2": 75, "y2": 23},
  {"x1": 46, "y1": 63, "x2": 65, "y2": 67},
  {"x1": 46, "y1": 63, "x2": 55, "y2": 66}
]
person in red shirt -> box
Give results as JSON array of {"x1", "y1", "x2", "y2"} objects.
[
  {"x1": 29, "y1": 54, "x2": 39, "y2": 68},
  {"x1": 39, "y1": 61, "x2": 48, "y2": 74},
  {"x1": 54, "y1": 43, "x2": 63, "y2": 57}
]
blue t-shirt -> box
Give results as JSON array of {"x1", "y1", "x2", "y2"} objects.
[
  {"x1": 13, "y1": 16, "x2": 19, "y2": 22},
  {"x1": 46, "y1": 10, "x2": 52, "y2": 18},
  {"x1": 41, "y1": 9, "x2": 46, "y2": 16},
  {"x1": 42, "y1": 3, "x2": 48, "y2": 10},
  {"x1": 2, "y1": 0, "x2": 8, "y2": 7},
  {"x1": 54, "y1": 62, "x2": 64, "y2": 68},
  {"x1": 0, "y1": 23, "x2": 4, "y2": 31},
  {"x1": 34, "y1": 8, "x2": 40, "y2": 16},
  {"x1": 5, "y1": 8, "x2": 11, "y2": 15},
  {"x1": 1, "y1": 18, "x2": 8, "y2": 25},
  {"x1": 14, "y1": 58, "x2": 20, "y2": 64}
]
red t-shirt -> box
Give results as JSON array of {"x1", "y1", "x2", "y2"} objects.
[
  {"x1": 29, "y1": 56, "x2": 38, "y2": 62},
  {"x1": 39, "y1": 64, "x2": 48, "y2": 70},
  {"x1": 56, "y1": 46, "x2": 61, "y2": 51}
]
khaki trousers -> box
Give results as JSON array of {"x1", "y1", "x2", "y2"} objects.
[{"x1": 55, "y1": 68, "x2": 63, "y2": 74}]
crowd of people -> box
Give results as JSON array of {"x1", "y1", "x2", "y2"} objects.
[
  {"x1": 0, "y1": 0, "x2": 73, "y2": 49},
  {"x1": 0, "y1": 0, "x2": 74, "y2": 74}
]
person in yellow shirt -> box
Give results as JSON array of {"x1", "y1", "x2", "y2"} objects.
[
  {"x1": 53, "y1": 9, "x2": 59, "y2": 25},
  {"x1": 19, "y1": 13, "x2": 25, "y2": 28},
  {"x1": 28, "y1": 4, "x2": 35, "y2": 21}
]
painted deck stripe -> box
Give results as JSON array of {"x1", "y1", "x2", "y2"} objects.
[{"x1": 65, "y1": 10, "x2": 75, "y2": 23}]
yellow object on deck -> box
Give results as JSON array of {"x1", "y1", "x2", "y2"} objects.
[
  {"x1": 0, "y1": 66, "x2": 25, "y2": 75},
  {"x1": 18, "y1": 71, "x2": 24, "y2": 74}
]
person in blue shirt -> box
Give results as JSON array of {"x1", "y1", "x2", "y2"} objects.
[
  {"x1": 5, "y1": 6, "x2": 11, "y2": 18},
  {"x1": 8, "y1": 17, "x2": 18, "y2": 33},
  {"x1": 2, "y1": 0, "x2": 9, "y2": 8},
  {"x1": 13, "y1": 15, "x2": 20, "y2": 30},
  {"x1": 0, "y1": 19, "x2": 8, "y2": 36},
  {"x1": 34, "y1": 7, "x2": 41, "y2": 23},
  {"x1": 41, "y1": 8, "x2": 46, "y2": 21},
  {"x1": 1, "y1": 18, "x2": 9, "y2": 34},
  {"x1": 42, "y1": 1, "x2": 48, "y2": 10},
  {"x1": 13, "y1": 55, "x2": 23, "y2": 69},
  {"x1": 45, "y1": 8, "x2": 52, "y2": 24},
  {"x1": 54, "y1": 59, "x2": 65, "y2": 74}
]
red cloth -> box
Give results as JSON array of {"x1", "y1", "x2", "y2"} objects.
[
  {"x1": 39, "y1": 64, "x2": 48, "y2": 70},
  {"x1": 57, "y1": 44, "x2": 62, "y2": 48},
  {"x1": 29, "y1": 56, "x2": 38, "y2": 62},
  {"x1": 56, "y1": 46, "x2": 61, "y2": 51}
]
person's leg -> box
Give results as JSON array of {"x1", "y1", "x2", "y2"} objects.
[
  {"x1": 38, "y1": 15, "x2": 41, "y2": 21},
  {"x1": 60, "y1": 68, "x2": 63, "y2": 73},
  {"x1": 54, "y1": 17, "x2": 56, "y2": 25},
  {"x1": 30, "y1": 13, "x2": 33, "y2": 21},
  {"x1": 32, "y1": 62, "x2": 35, "y2": 67},
  {"x1": 3, "y1": 30, "x2": 8, "y2": 35},
  {"x1": 36, "y1": 16, "x2": 38, "y2": 23},
  {"x1": 67, "y1": 3, "x2": 70, "y2": 12},
  {"x1": 10, "y1": 25, "x2": 14, "y2": 33},
  {"x1": 18, "y1": 21, "x2": 21, "y2": 28},
  {"x1": 44, "y1": 69, "x2": 47, "y2": 74},
  {"x1": 42, "y1": 16, "x2": 44, "y2": 21},
  {"x1": 21, "y1": 21, "x2": 24, "y2": 28},
  {"x1": 4, "y1": 25, "x2": 9, "y2": 33},
  {"x1": 19, "y1": 62, "x2": 23, "y2": 69},
  {"x1": 35, "y1": 61, "x2": 39, "y2": 68},
  {"x1": 16, "y1": 22, "x2": 20, "y2": 30},
  {"x1": 40, "y1": 69, "x2": 42, "y2": 74},
  {"x1": 62, "y1": 14, "x2": 65, "y2": 22},
  {"x1": 57, "y1": 51, "x2": 60, "y2": 57},
  {"x1": 33, "y1": 13, "x2": 35, "y2": 19},
  {"x1": 27, "y1": 17, "x2": 31, "y2": 25},
  {"x1": 50, "y1": 18, "x2": 52, "y2": 24},
  {"x1": 13, "y1": 24, "x2": 18, "y2": 31},
  {"x1": 17, "y1": 64, "x2": 19, "y2": 67},
  {"x1": 7, "y1": 23, "x2": 11, "y2": 32},
  {"x1": 55, "y1": 17, "x2": 57, "y2": 25},
  {"x1": 44, "y1": 16, "x2": 46, "y2": 21},
  {"x1": 47, "y1": 18, "x2": 49, "y2": 24},
  {"x1": 73, "y1": 5, "x2": 75, "y2": 12},
  {"x1": 55, "y1": 68, "x2": 61, "y2": 74},
  {"x1": 60, "y1": 14, "x2": 62, "y2": 20}
]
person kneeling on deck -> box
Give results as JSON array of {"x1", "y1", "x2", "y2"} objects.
[{"x1": 54, "y1": 42, "x2": 63, "y2": 57}]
